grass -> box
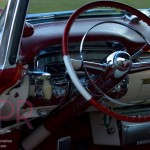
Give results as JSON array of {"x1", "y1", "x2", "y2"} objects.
[
  {"x1": 116, "y1": 0, "x2": 150, "y2": 8},
  {"x1": 0, "y1": 0, "x2": 7, "y2": 8},
  {"x1": 0, "y1": 0, "x2": 150, "y2": 13},
  {"x1": 27, "y1": 0, "x2": 150, "y2": 13},
  {"x1": 28, "y1": 0, "x2": 95, "y2": 13}
]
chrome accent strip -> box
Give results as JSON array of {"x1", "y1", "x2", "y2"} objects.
[{"x1": 0, "y1": 0, "x2": 29, "y2": 69}]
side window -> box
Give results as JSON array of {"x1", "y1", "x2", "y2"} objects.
[{"x1": 0, "y1": 0, "x2": 7, "y2": 15}]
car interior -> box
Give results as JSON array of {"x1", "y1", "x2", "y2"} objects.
[{"x1": 1, "y1": 0, "x2": 150, "y2": 150}]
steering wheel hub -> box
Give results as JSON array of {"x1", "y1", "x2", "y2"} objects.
[{"x1": 113, "y1": 51, "x2": 131, "y2": 71}]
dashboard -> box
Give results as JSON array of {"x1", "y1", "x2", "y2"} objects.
[
  {"x1": 26, "y1": 41, "x2": 125, "y2": 108},
  {"x1": 26, "y1": 39, "x2": 150, "y2": 111},
  {"x1": 35, "y1": 41, "x2": 124, "y2": 76},
  {"x1": 22, "y1": 10, "x2": 150, "y2": 117}
]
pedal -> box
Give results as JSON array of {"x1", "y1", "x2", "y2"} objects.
[{"x1": 57, "y1": 136, "x2": 71, "y2": 150}]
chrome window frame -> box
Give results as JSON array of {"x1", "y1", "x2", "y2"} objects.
[{"x1": 0, "y1": 0, "x2": 29, "y2": 69}]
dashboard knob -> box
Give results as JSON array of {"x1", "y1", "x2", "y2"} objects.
[{"x1": 42, "y1": 79, "x2": 52, "y2": 100}]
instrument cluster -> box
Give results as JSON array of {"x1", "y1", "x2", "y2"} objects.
[{"x1": 28, "y1": 41, "x2": 126, "y2": 105}]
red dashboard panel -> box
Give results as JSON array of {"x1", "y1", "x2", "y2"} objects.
[
  {"x1": 0, "y1": 64, "x2": 24, "y2": 94},
  {"x1": 20, "y1": 17, "x2": 150, "y2": 64}
]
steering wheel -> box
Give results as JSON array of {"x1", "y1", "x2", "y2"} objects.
[{"x1": 62, "y1": 1, "x2": 150, "y2": 122}]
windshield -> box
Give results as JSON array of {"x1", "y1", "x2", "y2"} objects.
[{"x1": 28, "y1": 0, "x2": 150, "y2": 13}]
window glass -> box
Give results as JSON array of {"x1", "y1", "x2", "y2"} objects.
[
  {"x1": 0, "y1": 0, "x2": 8, "y2": 68},
  {"x1": 0, "y1": 0, "x2": 7, "y2": 15},
  {"x1": 28, "y1": 0, "x2": 150, "y2": 13}
]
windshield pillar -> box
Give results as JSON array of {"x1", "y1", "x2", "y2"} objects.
[{"x1": 0, "y1": 0, "x2": 29, "y2": 69}]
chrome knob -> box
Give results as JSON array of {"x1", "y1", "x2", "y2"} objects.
[
  {"x1": 106, "y1": 51, "x2": 132, "y2": 79},
  {"x1": 114, "y1": 51, "x2": 131, "y2": 71},
  {"x1": 28, "y1": 71, "x2": 51, "y2": 80},
  {"x1": 106, "y1": 51, "x2": 131, "y2": 71}
]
